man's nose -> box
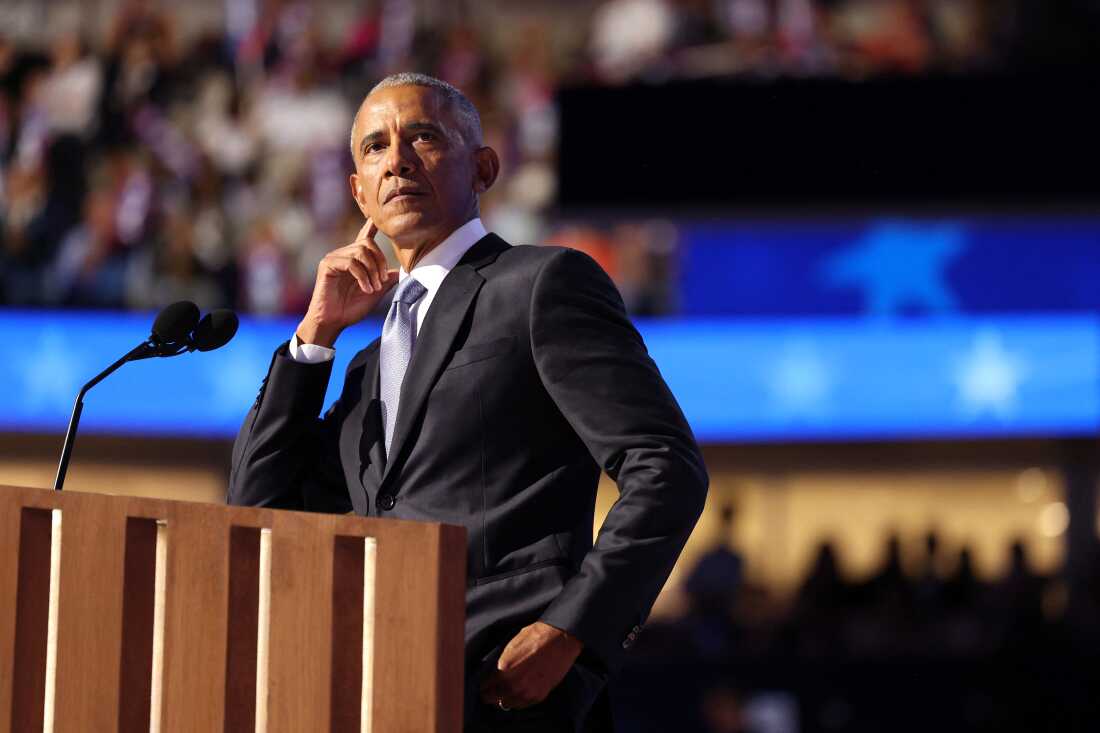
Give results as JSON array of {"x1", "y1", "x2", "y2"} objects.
[{"x1": 384, "y1": 140, "x2": 416, "y2": 178}]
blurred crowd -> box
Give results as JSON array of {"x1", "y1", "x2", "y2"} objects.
[
  {"x1": 624, "y1": 504, "x2": 1100, "y2": 731},
  {"x1": 0, "y1": 0, "x2": 1089, "y2": 314},
  {"x1": 674, "y1": 529, "x2": 1051, "y2": 664}
]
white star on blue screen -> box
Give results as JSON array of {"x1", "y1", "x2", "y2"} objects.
[
  {"x1": 16, "y1": 328, "x2": 83, "y2": 414},
  {"x1": 823, "y1": 221, "x2": 966, "y2": 318},
  {"x1": 765, "y1": 340, "x2": 831, "y2": 418},
  {"x1": 953, "y1": 330, "x2": 1029, "y2": 420}
]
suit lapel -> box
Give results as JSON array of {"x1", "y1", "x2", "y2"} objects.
[
  {"x1": 380, "y1": 233, "x2": 509, "y2": 487},
  {"x1": 343, "y1": 341, "x2": 386, "y2": 493}
]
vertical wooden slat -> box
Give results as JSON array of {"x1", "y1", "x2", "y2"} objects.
[
  {"x1": 150, "y1": 520, "x2": 168, "y2": 733},
  {"x1": 330, "y1": 536, "x2": 365, "y2": 733},
  {"x1": 51, "y1": 495, "x2": 128, "y2": 732},
  {"x1": 369, "y1": 523, "x2": 466, "y2": 732},
  {"x1": 0, "y1": 491, "x2": 24, "y2": 733},
  {"x1": 267, "y1": 512, "x2": 335, "y2": 733},
  {"x1": 361, "y1": 537, "x2": 377, "y2": 733},
  {"x1": 159, "y1": 506, "x2": 231, "y2": 732},
  {"x1": 256, "y1": 528, "x2": 272, "y2": 733},
  {"x1": 7, "y1": 508, "x2": 53, "y2": 733},
  {"x1": 117, "y1": 517, "x2": 158, "y2": 733},
  {"x1": 43, "y1": 509, "x2": 61, "y2": 733},
  {"x1": 224, "y1": 526, "x2": 261, "y2": 733},
  {"x1": 433, "y1": 526, "x2": 467, "y2": 732}
]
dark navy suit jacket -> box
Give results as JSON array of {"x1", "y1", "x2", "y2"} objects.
[{"x1": 227, "y1": 233, "x2": 708, "y2": 730}]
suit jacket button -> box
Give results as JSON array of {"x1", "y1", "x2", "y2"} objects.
[{"x1": 377, "y1": 493, "x2": 396, "y2": 511}]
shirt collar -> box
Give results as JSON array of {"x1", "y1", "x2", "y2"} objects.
[{"x1": 398, "y1": 217, "x2": 487, "y2": 296}]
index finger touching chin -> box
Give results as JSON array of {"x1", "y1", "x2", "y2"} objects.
[{"x1": 356, "y1": 218, "x2": 378, "y2": 243}]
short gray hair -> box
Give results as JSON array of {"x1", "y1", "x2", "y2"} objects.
[{"x1": 351, "y1": 72, "x2": 483, "y2": 156}]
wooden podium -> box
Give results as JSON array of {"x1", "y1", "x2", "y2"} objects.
[{"x1": 0, "y1": 485, "x2": 466, "y2": 732}]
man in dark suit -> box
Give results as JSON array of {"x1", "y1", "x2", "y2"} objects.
[{"x1": 228, "y1": 72, "x2": 708, "y2": 732}]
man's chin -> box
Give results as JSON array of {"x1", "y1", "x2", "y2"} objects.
[{"x1": 379, "y1": 213, "x2": 440, "y2": 248}]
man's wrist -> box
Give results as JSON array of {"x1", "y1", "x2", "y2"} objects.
[
  {"x1": 295, "y1": 318, "x2": 342, "y2": 349},
  {"x1": 537, "y1": 621, "x2": 584, "y2": 653}
]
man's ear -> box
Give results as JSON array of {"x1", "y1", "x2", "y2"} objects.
[
  {"x1": 349, "y1": 173, "x2": 369, "y2": 216},
  {"x1": 473, "y1": 146, "x2": 500, "y2": 194}
]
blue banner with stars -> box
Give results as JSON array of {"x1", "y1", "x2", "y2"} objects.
[
  {"x1": 1, "y1": 310, "x2": 1097, "y2": 442},
  {"x1": 680, "y1": 216, "x2": 1100, "y2": 317}
]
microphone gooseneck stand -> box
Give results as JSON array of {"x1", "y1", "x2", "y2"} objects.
[
  {"x1": 53, "y1": 339, "x2": 186, "y2": 491},
  {"x1": 51, "y1": 301, "x2": 238, "y2": 492}
]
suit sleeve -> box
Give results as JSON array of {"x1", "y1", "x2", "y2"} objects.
[
  {"x1": 227, "y1": 342, "x2": 353, "y2": 514},
  {"x1": 531, "y1": 248, "x2": 709, "y2": 670}
]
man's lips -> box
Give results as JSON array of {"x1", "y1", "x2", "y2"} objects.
[{"x1": 384, "y1": 188, "x2": 427, "y2": 203}]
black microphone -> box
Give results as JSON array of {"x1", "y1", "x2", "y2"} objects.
[
  {"x1": 154, "y1": 300, "x2": 200, "y2": 342},
  {"x1": 127, "y1": 300, "x2": 202, "y2": 360},
  {"x1": 192, "y1": 309, "x2": 239, "y2": 352},
  {"x1": 53, "y1": 302, "x2": 239, "y2": 491}
]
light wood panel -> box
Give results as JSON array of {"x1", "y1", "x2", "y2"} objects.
[
  {"x1": 51, "y1": 492, "x2": 128, "y2": 731},
  {"x1": 0, "y1": 485, "x2": 467, "y2": 733},
  {"x1": 267, "y1": 510, "x2": 334, "y2": 731},
  {"x1": 158, "y1": 503, "x2": 232, "y2": 731}
]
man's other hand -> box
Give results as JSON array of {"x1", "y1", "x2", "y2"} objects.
[
  {"x1": 479, "y1": 621, "x2": 583, "y2": 710},
  {"x1": 296, "y1": 219, "x2": 397, "y2": 348}
]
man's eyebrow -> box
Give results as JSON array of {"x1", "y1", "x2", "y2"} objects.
[
  {"x1": 359, "y1": 129, "x2": 385, "y2": 153},
  {"x1": 404, "y1": 121, "x2": 445, "y2": 134},
  {"x1": 359, "y1": 121, "x2": 447, "y2": 154}
]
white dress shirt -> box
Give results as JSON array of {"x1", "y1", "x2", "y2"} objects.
[{"x1": 289, "y1": 217, "x2": 488, "y2": 363}]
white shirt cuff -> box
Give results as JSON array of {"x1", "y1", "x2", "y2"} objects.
[{"x1": 289, "y1": 333, "x2": 335, "y2": 364}]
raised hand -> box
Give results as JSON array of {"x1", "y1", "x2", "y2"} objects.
[{"x1": 296, "y1": 219, "x2": 398, "y2": 348}]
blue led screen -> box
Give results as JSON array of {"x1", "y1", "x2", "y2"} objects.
[
  {"x1": 1, "y1": 310, "x2": 1097, "y2": 442},
  {"x1": 3, "y1": 215, "x2": 1098, "y2": 442},
  {"x1": 679, "y1": 217, "x2": 1100, "y2": 317}
]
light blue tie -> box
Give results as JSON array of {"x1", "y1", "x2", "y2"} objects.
[{"x1": 380, "y1": 276, "x2": 427, "y2": 457}]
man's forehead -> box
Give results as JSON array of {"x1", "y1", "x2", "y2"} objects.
[{"x1": 355, "y1": 85, "x2": 450, "y2": 130}]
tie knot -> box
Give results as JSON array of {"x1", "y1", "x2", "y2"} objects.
[{"x1": 393, "y1": 276, "x2": 427, "y2": 305}]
